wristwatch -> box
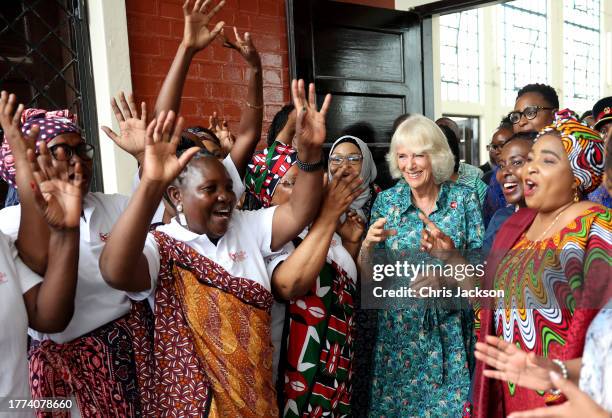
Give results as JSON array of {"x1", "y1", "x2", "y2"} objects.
[{"x1": 296, "y1": 155, "x2": 324, "y2": 172}]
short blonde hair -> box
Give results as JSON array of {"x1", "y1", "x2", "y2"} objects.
[{"x1": 386, "y1": 114, "x2": 455, "y2": 184}]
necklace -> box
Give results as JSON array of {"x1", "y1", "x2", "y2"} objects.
[{"x1": 531, "y1": 202, "x2": 573, "y2": 243}]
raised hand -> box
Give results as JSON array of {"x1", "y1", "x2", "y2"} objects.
[
  {"x1": 209, "y1": 111, "x2": 234, "y2": 153},
  {"x1": 320, "y1": 167, "x2": 363, "y2": 220},
  {"x1": 0, "y1": 91, "x2": 39, "y2": 160},
  {"x1": 475, "y1": 335, "x2": 558, "y2": 392},
  {"x1": 101, "y1": 92, "x2": 147, "y2": 162},
  {"x1": 507, "y1": 372, "x2": 610, "y2": 418},
  {"x1": 363, "y1": 218, "x2": 397, "y2": 248},
  {"x1": 141, "y1": 111, "x2": 199, "y2": 185},
  {"x1": 182, "y1": 0, "x2": 225, "y2": 51},
  {"x1": 419, "y1": 211, "x2": 455, "y2": 260},
  {"x1": 28, "y1": 142, "x2": 82, "y2": 229},
  {"x1": 222, "y1": 27, "x2": 261, "y2": 68},
  {"x1": 291, "y1": 79, "x2": 332, "y2": 152},
  {"x1": 337, "y1": 211, "x2": 366, "y2": 244}
]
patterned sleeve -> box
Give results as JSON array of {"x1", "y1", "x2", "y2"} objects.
[
  {"x1": 464, "y1": 190, "x2": 484, "y2": 250},
  {"x1": 368, "y1": 193, "x2": 387, "y2": 250},
  {"x1": 474, "y1": 179, "x2": 488, "y2": 208},
  {"x1": 559, "y1": 208, "x2": 612, "y2": 360}
]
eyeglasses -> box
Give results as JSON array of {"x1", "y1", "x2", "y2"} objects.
[
  {"x1": 278, "y1": 179, "x2": 296, "y2": 188},
  {"x1": 508, "y1": 106, "x2": 555, "y2": 124},
  {"x1": 329, "y1": 154, "x2": 363, "y2": 166},
  {"x1": 486, "y1": 143, "x2": 504, "y2": 152},
  {"x1": 48, "y1": 143, "x2": 95, "y2": 161}
]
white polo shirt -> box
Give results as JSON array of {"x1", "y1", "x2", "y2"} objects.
[
  {"x1": 131, "y1": 206, "x2": 278, "y2": 308},
  {"x1": 0, "y1": 232, "x2": 42, "y2": 416},
  {"x1": 0, "y1": 192, "x2": 132, "y2": 344},
  {"x1": 264, "y1": 229, "x2": 358, "y2": 382},
  {"x1": 131, "y1": 155, "x2": 246, "y2": 223}
]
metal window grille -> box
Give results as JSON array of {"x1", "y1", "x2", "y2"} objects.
[
  {"x1": 498, "y1": 0, "x2": 548, "y2": 106},
  {"x1": 440, "y1": 9, "x2": 480, "y2": 102},
  {"x1": 563, "y1": 0, "x2": 601, "y2": 112},
  {"x1": 0, "y1": 0, "x2": 102, "y2": 191}
]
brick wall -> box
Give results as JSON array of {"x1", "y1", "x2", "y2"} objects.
[{"x1": 125, "y1": 0, "x2": 289, "y2": 138}]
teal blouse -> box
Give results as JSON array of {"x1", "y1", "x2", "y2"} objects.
[{"x1": 368, "y1": 180, "x2": 484, "y2": 417}]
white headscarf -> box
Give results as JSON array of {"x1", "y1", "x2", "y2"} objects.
[{"x1": 328, "y1": 135, "x2": 377, "y2": 222}]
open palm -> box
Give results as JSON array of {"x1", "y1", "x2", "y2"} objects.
[
  {"x1": 475, "y1": 335, "x2": 556, "y2": 392},
  {"x1": 291, "y1": 80, "x2": 332, "y2": 150},
  {"x1": 29, "y1": 143, "x2": 82, "y2": 229},
  {"x1": 142, "y1": 111, "x2": 199, "y2": 185},
  {"x1": 182, "y1": 0, "x2": 225, "y2": 51},
  {"x1": 0, "y1": 91, "x2": 38, "y2": 160},
  {"x1": 102, "y1": 92, "x2": 147, "y2": 161}
]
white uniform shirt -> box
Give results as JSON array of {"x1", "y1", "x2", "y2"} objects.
[
  {"x1": 0, "y1": 192, "x2": 132, "y2": 343},
  {"x1": 132, "y1": 207, "x2": 278, "y2": 309},
  {"x1": 264, "y1": 229, "x2": 358, "y2": 382},
  {"x1": 131, "y1": 155, "x2": 246, "y2": 223},
  {"x1": 0, "y1": 232, "x2": 42, "y2": 417}
]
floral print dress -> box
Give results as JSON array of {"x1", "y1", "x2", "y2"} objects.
[{"x1": 367, "y1": 180, "x2": 484, "y2": 417}]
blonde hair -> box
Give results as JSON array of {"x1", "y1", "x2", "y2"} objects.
[{"x1": 386, "y1": 114, "x2": 454, "y2": 184}]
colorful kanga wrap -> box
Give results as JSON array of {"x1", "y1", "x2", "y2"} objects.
[
  {"x1": 245, "y1": 141, "x2": 297, "y2": 208},
  {"x1": 28, "y1": 315, "x2": 141, "y2": 418},
  {"x1": 278, "y1": 249, "x2": 356, "y2": 417},
  {"x1": 537, "y1": 109, "x2": 605, "y2": 195},
  {"x1": 0, "y1": 108, "x2": 80, "y2": 186},
  {"x1": 131, "y1": 231, "x2": 277, "y2": 417},
  {"x1": 473, "y1": 206, "x2": 612, "y2": 417}
]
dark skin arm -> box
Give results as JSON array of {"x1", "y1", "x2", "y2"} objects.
[
  {"x1": 272, "y1": 168, "x2": 362, "y2": 300},
  {"x1": 270, "y1": 80, "x2": 332, "y2": 251},
  {"x1": 21, "y1": 142, "x2": 82, "y2": 333},
  {"x1": 99, "y1": 112, "x2": 199, "y2": 291},
  {"x1": 0, "y1": 91, "x2": 49, "y2": 274}
]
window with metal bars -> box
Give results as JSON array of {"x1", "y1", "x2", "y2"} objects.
[{"x1": 0, "y1": 0, "x2": 102, "y2": 194}]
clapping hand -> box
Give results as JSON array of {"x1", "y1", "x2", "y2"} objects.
[
  {"x1": 337, "y1": 210, "x2": 366, "y2": 244},
  {"x1": 0, "y1": 91, "x2": 39, "y2": 162},
  {"x1": 291, "y1": 79, "x2": 332, "y2": 153},
  {"x1": 221, "y1": 26, "x2": 261, "y2": 68},
  {"x1": 475, "y1": 335, "x2": 559, "y2": 392},
  {"x1": 419, "y1": 211, "x2": 455, "y2": 261},
  {"x1": 141, "y1": 111, "x2": 199, "y2": 185},
  {"x1": 28, "y1": 142, "x2": 82, "y2": 230},
  {"x1": 320, "y1": 166, "x2": 363, "y2": 221},
  {"x1": 181, "y1": 0, "x2": 225, "y2": 51},
  {"x1": 101, "y1": 92, "x2": 147, "y2": 163},
  {"x1": 363, "y1": 218, "x2": 397, "y2": 248}
]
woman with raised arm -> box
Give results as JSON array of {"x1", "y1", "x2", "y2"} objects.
[
  {"x1": 243, "y1": 140, "x2": 363, "y2": 416},
  {"x1": 99, "y1": 80, "x2": 331, "y2": 416},
  {"x1": 472, "y1": 111, "x2": 611, "y2": 417},
  {"x1": 0, "y1": 92, "x2": 80, "y2": 416},
  {"x1": 0, "y1": 92, "x2": 143, "y2": 416}
]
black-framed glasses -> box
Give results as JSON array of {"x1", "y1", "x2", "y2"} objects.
[
  {"x1": 486, "y1": 143, "x2": 504, "y2": 152},
  {"x1": 48, "y1": 143, "x2": 95, "y2": 161},
  {"x1": 508, "y1": 106, "x2": 555, "y2": 124},
  {"x1": 329, "y1": 154, "x2": 363, "y2": 166}
]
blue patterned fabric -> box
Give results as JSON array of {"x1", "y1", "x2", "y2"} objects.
[
  {"x1": 368, "y1": 180, "x2": 483, "y2": 417},
  {"x1": 588, "y1": 184, "x2": 612, "y2": 208},
  {"x1": 483, "y1": 167, "x2": 506, "y2": 227},
  {"x1": 482, "y1": 205, "x2": 515, "y2": 257}
]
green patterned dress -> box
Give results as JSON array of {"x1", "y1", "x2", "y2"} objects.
[{"x1": 368, "y1": 180, "x2": 483, "y2": 417}]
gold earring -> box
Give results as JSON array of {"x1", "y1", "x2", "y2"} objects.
[{"x1": 573, "y1": 189, "x2": 579, "y2": 203}]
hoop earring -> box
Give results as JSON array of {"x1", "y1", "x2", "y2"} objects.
[{"x1": 176, "y1": 203, "x2": 188, "y2": 226}]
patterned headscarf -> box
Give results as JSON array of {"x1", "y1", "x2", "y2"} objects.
[
  {"x1": 537, "y1": 109, "x2": 604, "y2": 195},
  {"x1": 0, "y1": 108, "x2": 80, "y2": 186},
  {"x1": 245, "y1": 141, "x2": 297, "y2": 208}
]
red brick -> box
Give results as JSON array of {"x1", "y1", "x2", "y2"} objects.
[
  {"x1": 198, "y1": 62, "x2": 223, "y2": 80},
  {"x1": 197, "y1": 101, "x2": 221, "y2": 118},
  {"x1": 222, "y1": 102, "x2": 243, "y2": 119},
  {"x1": 160, "y1": 1, "x2": 184, "y2": 19},
  {"x1": 238, "y1": 0, "x2": 258, "y2": 13},
  {"x1": 259, "y1": 52, "x2": 282, "y2": 67},
  {"x1": 263, "y1": 68, "x2": 281, "y2": 85},
  {"x1": 160, "y1": 38, "x2": 181, "y2": 57},
  {"x1": 235, "y1": 13, "x2": 251, "y2": 30},
  {"x1": 132, "y1": 75, "x2": 163, "y2": 96},
  {"x1": 171, "y1": 21, "x2": 185, "y2": 39},
  {"x1": 253, "y1": 34, "x2": 280, "y2": 52},
  {"x1": 263, "y1": 86, "x2": 284, "y2": 103},
  {"x1": 129, "y1": 35, "x2": 161, "y2": 56},
  {"x1": 222, "y1": 65, "x2": 243, "y2": 82},
  {"x1": 212, "y1": 46, "x2": 233, "y2": 62},
  {"x1": 182, "y1": 80, "x2": 207, "y2": 98},
  {"x1": 250, "y1": 15, "x2": 279, "y2": 34},
  {"x1": 130, "y1": 55, "x2": 151, "y2": 75},
  {"x1": 230, "y1": 84, "x2": 249, "y2": 98},
  {"x1": 126, "y1": 0, "x2": 159, "y2": 15},
  {"x1": 259, "y1": 0, "x2": 281, "y2": 16},
  {"x1": 149, "y1": 57, "x2": 172, "y2": 76}
]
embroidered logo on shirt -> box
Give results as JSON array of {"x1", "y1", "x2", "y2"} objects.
[
  {"x1": 0, "y1": 272, "x2": 7, "y2": 284},
  {"x1": 330, "y1": 238, "x2": 338, "y2": 247},
  {"x1": 229, "y1": 251, "x2": 246, "y2": 262},
  {"x1": 99, "y1": 232, "x2": 110, "y2": 242},
  {"x1": 450, "y1": 201, "x2": 457, "y2": 209}
]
